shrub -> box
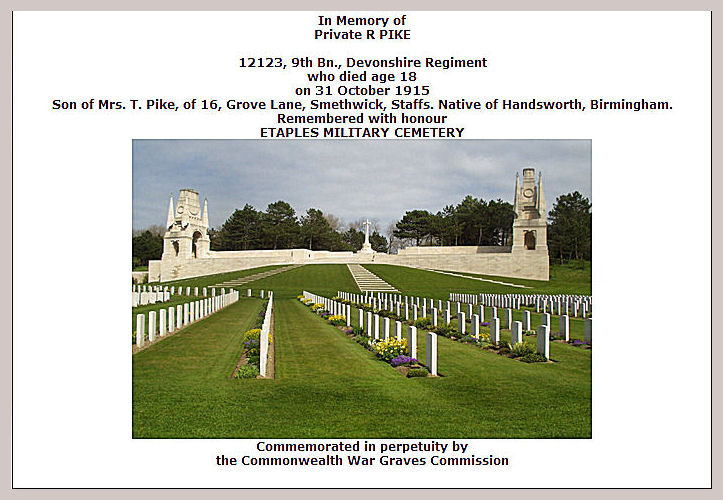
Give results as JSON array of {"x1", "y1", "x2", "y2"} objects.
[
  {"x1": 433, "y1": 325, "x2": 455, "y2": 338},
  {"x1": 311, "y1": 303, "x2": 325, "y2": 311},
  {"x1": 390, "y1": 355, "x2": 418, "y2": 367},
  {"x1": 508, "y1": 341, "x2": 536, "y2": 358},
  {"x1": 355, "y1": 335, "x2": 371, "y2": 348},
  {"x1": 247, "y1": 355, "x2": 260, "y2": 367},
  {"x1": 372, "y1": 338, "x2": 408, "y2": 362},
  {"x1": 352, "y1": 326, "x2": 364, "y2": 336},
  {"x1": 519, "y1": 353, "x2": 548, "y2": 363},
  {"x1": 234, "y1": 365, "x2": 259, "y2": 379},
  {"x1": 407, "y1": 368, "x2": 429, "y2": 378},
  {"x1": 460, "y1": 335, "x2": 479, "y2": 344},
  {"x1": 413, "y1": 317, "x2": 432, "y2": 329}
]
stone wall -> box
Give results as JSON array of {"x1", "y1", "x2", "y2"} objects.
[{"x1": 149, "y1": 245, "x2": 549, "y2": 283}]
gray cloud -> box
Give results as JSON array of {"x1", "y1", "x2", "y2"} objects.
[{"x1": 132, "y1": 139, "x2": 591, "y2": 230}]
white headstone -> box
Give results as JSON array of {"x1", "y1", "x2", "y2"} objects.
[
  {"x1": 426, "y1": 332, "x2": 438, "y2": 376},
  {"x1": 511, "y1": 321, "x2": 522, "y2": 346},
  {"x1": 537, "y1": 324, "x2": 550, "y2": 360},
  {"x1": 541, "y1": 312, "x2": 550, "y2": 327},
  {"x1": 148, "y1": 311, "x2": 157, "y2": 342},
  {"x1": 383, "y1": 317, "x2": 390, "y2": 340},
  {"x1": 159, "y1": 309, "x2": 167, "y2": 337},
  {"x1": 472, "y1": 314, "x2": 480, "y2": 339},
  {"x1": 457, "y1": 312, "x2": 466, "y2": 335},
  {"x1": 560, "y1": 315, "x2": 570, "y2": 342},
  {"x1": 522, "y1": 310, "x2": 531, "y2": 331},
  {"x1": 136, "y1": 314, "x2": 145, "y2": 347},
  {"x1": 168, "y1": 307, "x2": 175, "y2": 333},
  {"x1": 395, "y1": 321, "x2": 402, "y2": 340},
  {"x1": 584, "y1": 318, "x2": 592, "y2": 344},
  {"x1": 491, "y1": 318, "x2": 500, "y2": 345},
  {"x1": 176, "y1": 305, "x2": 182, "y2": 329},
  {"x1": 407, "y1": 325, "x2": 417, "y2": 359}
]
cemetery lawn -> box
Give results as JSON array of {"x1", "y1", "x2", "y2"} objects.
[
  {"x1": 133, "y1": 264, "x2": 591, "y2": 438},
  {"x1": 362, "y1": 262, "x2": 591, "y2": 296}
]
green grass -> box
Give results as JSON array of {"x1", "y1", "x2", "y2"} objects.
[
  {"x1": 233, "y1": 264, "x2": 360, "y2": 299},
  {"x1": 159, "y1": 264, "x2": 289, "y2": 289},
  {"x1": 363, "y1": 261, "x2": 591, "y2": 296},
  {"x1": 133, "y1": 264, "x2": 591, "y2": 438}
]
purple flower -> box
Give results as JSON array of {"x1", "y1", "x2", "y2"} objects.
[
  {"x1": 481, "y1": 322, "x2": 489, "y2": 326},
  {"x1": 391, "y1": 355, "x2": 418, "y2": 367}
]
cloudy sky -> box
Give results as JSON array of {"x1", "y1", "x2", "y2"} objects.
[{"x1": 132, "y1": 140, "x2": 591, "y2": 231}]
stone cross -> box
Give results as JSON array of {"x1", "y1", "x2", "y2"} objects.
[{"x1": 363, "y1": 218, "x2": 371, "y2": 244}]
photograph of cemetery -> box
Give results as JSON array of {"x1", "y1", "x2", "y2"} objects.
[{"x1": 132, "y1": 140, "x2": 592, "y2": 438}]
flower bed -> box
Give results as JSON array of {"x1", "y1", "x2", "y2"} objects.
[
  {"x1": 301, "y1": 294, "x2": 431, "y2": 377},
  {"x1": 331, "y1": 296, "x2": 551, "y2": 363},
  {"x1": 233, "y1": 328, "x2": 263, "y2": 379},
  {"x1": 567, "y1": 339, "x2": 591, "y2": 349}
]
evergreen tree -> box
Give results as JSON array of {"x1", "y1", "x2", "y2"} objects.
[{"x1": 548, "y1": 191, "x2": 592, "y2": 263}]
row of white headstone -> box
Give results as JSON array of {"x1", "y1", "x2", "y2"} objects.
[
  {"x1": 259, "y1": 292, "x2": 274, "y2": 377},
  {"x1": 338, "y1": 291, "x2": 523, "y2": 330},
  {"x1": 134, "y1": 290, "x2": 240, "y2": 349},
  {"x1": 305, "y1": 291, "x2": 438, "y2": 375},
  {"x1": 332, "y1": 291, "x2": 593, "y2": 358},
  {"x1": 304, "y1": 294, "x2": 353, "y2": 326},
  {"x1": 132, "y1": 290, "x2": 171, "y2": 307},
  {"x1": 133, "y1": 284, "x2": 223, "y2": 297},
  {"x1": 339, "y1": 290, "x2": 593, "y2": 333},
  {"x1": 450, "y1": 292, "x2": 592, "y2": 318}
]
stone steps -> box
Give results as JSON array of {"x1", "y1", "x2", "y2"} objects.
[
  {"x1": 214, "y1": 264, "x2": 303, "y2": 287},
  {"x1": 346, "y1": 264, "x2": 398, "y2": 292}
]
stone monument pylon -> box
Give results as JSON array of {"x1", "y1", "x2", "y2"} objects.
[
  {"x1": 162, "y1": 189, "x2": 211, "y2": 261},
  {"x1": 511, "y1": 168, "x2": 548, "y2": 255}
]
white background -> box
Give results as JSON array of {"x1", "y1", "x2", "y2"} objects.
[{"x1": 12, "y1": 11, "x2": 711, "y2": 488}]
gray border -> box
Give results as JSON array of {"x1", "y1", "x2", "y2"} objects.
[{"x1": 5, "y1": 0, "x2": 717, "y2": 497}]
